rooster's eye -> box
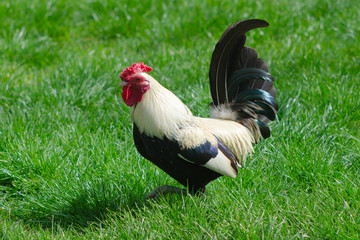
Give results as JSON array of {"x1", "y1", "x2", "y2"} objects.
[{"x1": 134, "y1": 78, "x2": 142, "y2": 83}]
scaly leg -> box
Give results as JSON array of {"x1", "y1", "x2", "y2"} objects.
[{"x1": 145, "y1": 185, "x2": 206, "y2": 200}]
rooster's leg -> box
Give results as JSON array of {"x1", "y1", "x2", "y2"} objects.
[
  {"x1": 145, "y1": 185, "x2": 206, "y2": 199},
  {"x1": 145, "y1": 185, "x2": 187, "y2": 199}
]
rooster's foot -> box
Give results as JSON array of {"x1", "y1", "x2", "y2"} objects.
[{"x1": 145, "y1": 185, "x2": 187, "y2": 200}]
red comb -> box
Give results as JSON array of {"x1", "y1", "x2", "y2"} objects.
[{"x1": 120, "y1": 62, "x2": 152, "y2": 81}]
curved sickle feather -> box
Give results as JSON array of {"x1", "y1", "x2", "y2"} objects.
[{"x1": 209, "y1": 19, "x2": 269, "y2": 105}]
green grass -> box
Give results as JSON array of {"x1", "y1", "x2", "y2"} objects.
[{"x1": 1, "y1": 0, "x2": 359, "y2": 238}]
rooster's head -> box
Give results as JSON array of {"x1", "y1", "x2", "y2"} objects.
[{"x1": 120, "y1": 62, "x2": 153, "y2": 106}]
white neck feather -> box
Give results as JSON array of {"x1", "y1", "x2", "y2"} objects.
[{"x1": 131, "y1": 73, "x2": 194, "y2": 139}]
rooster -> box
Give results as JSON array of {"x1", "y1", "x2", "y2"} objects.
[{"x1": 119, "y1": 19, "x2": 278, "y2": 199}]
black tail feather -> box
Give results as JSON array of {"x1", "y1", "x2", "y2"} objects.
[
  {"x1": 209, "y1": 19, "x2": 269, "y2": 105},
  {"x1": 227, "y1": 68, "x2": 274, "y2": 100},
  {"x1": 208, "y1": 19, "x2": 277, "y2": 139}
]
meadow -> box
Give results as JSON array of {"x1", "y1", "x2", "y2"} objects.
[{"x1": 0, "y1": 0, "x2": 359, "y2": 238}]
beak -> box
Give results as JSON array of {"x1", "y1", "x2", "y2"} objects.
[{"x1": 119, "y1": 81, "x2": 127, "y2": 87}]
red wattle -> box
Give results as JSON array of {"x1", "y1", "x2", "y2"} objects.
[{"x1": 122, "y1": 85, "x2": 145, "y2": 107}]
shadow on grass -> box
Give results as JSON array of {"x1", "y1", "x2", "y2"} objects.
[
  {"x1": 7, "y1": 179, "x2": 150, "y2": 231},
  {"x1": 3, "y1": 170, "x2": 199, "y2": 232}
]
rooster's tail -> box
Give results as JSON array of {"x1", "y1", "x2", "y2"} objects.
[{"x1": 209, "y1": 19, "x2": 278, "y2": 142}]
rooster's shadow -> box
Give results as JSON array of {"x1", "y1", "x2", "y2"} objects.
[{"x1": 13, "y1": 183, "x2": 150, "y2": 231}]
